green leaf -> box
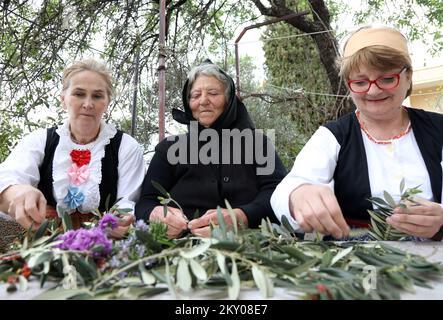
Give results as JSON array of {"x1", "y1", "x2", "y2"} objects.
[
  {"x1": 225, "y1": 200, "x2": 238, "y2": 234},
  {"x1": 180, "y1": 239, "x2": 211, "y2": 259},
  {"x1": 159, "y1": 198, "x2": 171, "y2": 205},
  {"x1": 216, "y1": 252, "x2": 232, "y2": 286},
  {"x1": 280, "y1": 246, "x2": 311, "y2": 263},
  {"x1": 138, "y1": 262, "x2": 156, "y2": 285},
  {"x1": 251, "y1": 265, "x2": 273, "y2": 298},
  {"x1": 368, "y1": 197, "x2": 389, "y2": 208},
  {"x1": 383, "y1": 191, "x2": 396, "y2": 207},
  {"x1": 400, "y1": 178, "x2": 405, "y2": 194},
  {"x1": 22, "y1": 236, "x2": 29, "y2": 252},
  {"x1": 62, "y1": 212, "x2": 73, "y2": 231},
  {"x1": 33, "y1": 220, "x2": 49, "y2": 242},
  {"x1": 118, "y1": 277, "x2": 143, "y2": 286},
  {"x1": 164, "y1": 258, "x2": 177, "y2": 299},
  {"x1": 321, "y1": 250, "x2": 334, "y2": 268},
  {"x1": 135, "y1": 230, "x2": 162, "y2": 252},
  {"x1": 216, "y1": 206, "x2": 227, "y2": 238},
  {"x1": 216, "y1": 251, "x2": 227, "y2": 274},
  {"x1": 189, "y1": 259, "x2": 207, "y2": 281},
  {"x1": 73, "y1": 256, "x2": 97, "y2": 280},
  {"x1": 193, "y1": 209, "x2": 200, "y2": 220},
  {"x1": 281, "y1": 215, "x2": 296, "y2": 234},
  {"x1": 39, "y1": 273, "x2": 47, "y2": 289},
  {"x1": 33, "y1": 289, "x2": 92, "y2": 300},
  {"x1": 18, "y1": 275, "x2": 28, "y2": 292},
  {"x1": 28, "y1": 251, "x2": 53, "y2": 268},
  {"x1": 227, "y1": 259, "x2": 240, "y2": 300},
  {"x1": 105, "y1": 194, "x2": 111, "y2": 212},
  {"x1": 151, "y1": 180, "x2": 170, "y2": 197},
  {"x1": 260, "y1": 219, "x2": 271, "y2": 236},
  {"x1": 176, "y1": 258, "x2": 192, "y2": 292},
  {"x1": 210, "y1": 241, "x2": 243, "y2": 252},
  {"x1": 330, "y1": 246, "x2": 353, "y2": 267}
]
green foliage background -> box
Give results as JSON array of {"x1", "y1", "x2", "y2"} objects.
[{"x1": 1, "y1": 0, "x2": 443, "y2": 166}]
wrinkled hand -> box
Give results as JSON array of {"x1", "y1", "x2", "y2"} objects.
[
  {"x1": 188, "y1": 208, "x2": 248, "y2": 237},
  {"x1": 289, "y1": 184, "x2": 349, "y2": 239},
  {"x1": 109, "y1": 214, "x2": 135, "y2": 239},
  {"x1": 387, "y1": 198, "x2": 443, "y2": 238},
  {"x1": 149, "y1": 206, "x2": 188, "y2": 239},
  {"x1": 5, "y1": 184, "x2": 47, "y2": 230}
]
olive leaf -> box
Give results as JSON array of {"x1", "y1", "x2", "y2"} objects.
[
  {"x1": 189, "y1": 259, "x2": 207, "y2": 281},
  {"x1": 176, "y1": 258, "x2": 192, "y2": 292},
  {"x1": 227, "y1": 259, "x2": 240, "y2": 300},
  {"x1": 151, "y1": 180, "x2": 170, "y2": 197}
]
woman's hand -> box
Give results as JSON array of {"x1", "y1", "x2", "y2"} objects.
[
  {"x1": 387, "y1": 198, "x2": 443, "y2": 238},
  {"x1": 109, "y1": 214, "x2": 135, "y2": 239},
  {"x1": 2, "y1": 184, "x2": 47, "y2": 230},
  {"x1": 149, "y1": 206, "x2": 188, "y2": 239},
  {"x1": 188, "y1": 208, "x2": 248, "y2": 237},
  {"x1": 289, "y1": 184, "x2": 349, "y2": 239}
]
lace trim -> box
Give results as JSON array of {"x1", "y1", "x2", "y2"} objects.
[{"x1": 52, "y1": 120, "x2": 117, "y2": 213}]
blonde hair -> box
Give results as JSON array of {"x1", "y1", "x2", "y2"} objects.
[{"x1": 62, "y1": 59, "x2": 114, "y2": 99}]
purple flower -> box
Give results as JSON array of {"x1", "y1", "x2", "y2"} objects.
[
  {"x1": 99, "y1": 214, "x2": 119, "y2": 232},
  {"x1": 56, "y1": 227, "x2": 112, "y2": 258},
  {"x1": 135, "y1": 220, "x2": 149, "y2": 232},
  {"x1": 134, "y1": 244, "x2": 146, "y2": 257}
]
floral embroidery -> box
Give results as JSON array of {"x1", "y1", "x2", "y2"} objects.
[
  {"x1": 68, "y1": 163, "x2": 90, "y2": 186},
  {"x1": 64, "y1": 149, "x2": 91, "y2": 210},
  {"x1": 64, "y1": 185, "x2": 85, "y2": 209},
  {"x1": 70, "y1": 149, "x2": 91, "y2": 167}
]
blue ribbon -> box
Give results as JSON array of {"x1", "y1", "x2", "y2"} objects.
[{"x1": 63, "y1": 186, "x2": 85, "y2": 209}]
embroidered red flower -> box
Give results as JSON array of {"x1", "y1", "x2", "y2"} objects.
[{"x1": 70, "y1": 149, "x2": 91, "y2": 166}]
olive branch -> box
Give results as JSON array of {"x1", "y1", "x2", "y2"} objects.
[{"x1": 368, "y1": 178, "x2": 422, "y2": 241}]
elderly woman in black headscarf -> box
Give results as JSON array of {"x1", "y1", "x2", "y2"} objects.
[{"x1": 135, "y1": 61, "x2": 286, "y2": 238}]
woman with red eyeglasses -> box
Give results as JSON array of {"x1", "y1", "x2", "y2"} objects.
[{"x1": 271, "y1": 26, "x2": 443, "y2": 241}]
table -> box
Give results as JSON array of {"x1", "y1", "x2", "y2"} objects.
[{"x1": 1, "y1": 241, "x2": 442, "y2": 300}]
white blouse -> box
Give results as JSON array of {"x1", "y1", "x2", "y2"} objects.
[
  {"x1": 0, "y1": 120, "x2": 146, "y2": 215},
  {"x1": 270, "y1": 125, "x2": 438, "y2": 231}
]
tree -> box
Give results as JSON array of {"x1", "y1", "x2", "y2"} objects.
[
  {"x1": 250, "y1": 0, "x2": 351, "y2": 119},
  {"x1": 248, "y1": 0, "x2": 443, "y2": 120},
  {"x1": 0, "y1": 0, "x2": 258, "y2": 160}
]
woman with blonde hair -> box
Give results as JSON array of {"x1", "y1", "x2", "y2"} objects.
[{"x1": 0, "y1": 59, "x2": 145, "y2": 238}]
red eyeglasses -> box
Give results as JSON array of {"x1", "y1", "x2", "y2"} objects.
[{"x1": 347, "y1": 66, "x2": 408, "y2": 93}]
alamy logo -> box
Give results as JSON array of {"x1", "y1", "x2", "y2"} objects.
[{"x1": 166, "y1": 121, "x2": 276, "y2": 175}]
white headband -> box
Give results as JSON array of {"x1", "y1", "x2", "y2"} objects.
[{"x1": 343, "y1": 27, "x2": 409, "y2": 58}]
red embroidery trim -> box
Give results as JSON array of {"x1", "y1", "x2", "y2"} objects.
[{"x1": 356, "y1": 109, "x2": 411, "y2": 145}]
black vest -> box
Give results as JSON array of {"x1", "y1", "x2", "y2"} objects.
[
  {"x1": 37, "y1": 126, "x2": 123, "y2": 212},
  {"x1": 324, "y1": 108, "x2": 443, "y2": 240}
]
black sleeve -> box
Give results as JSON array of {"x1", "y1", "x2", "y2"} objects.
[
  {"x1": 237, "y1": 134, "x2": 287, "y2": 228},
  {"x1": 431, "y1": 226, "x2": 443, "y2": 241},
  {"x1": 135, "y1": 139, "x2": 177, "y2": 222}
]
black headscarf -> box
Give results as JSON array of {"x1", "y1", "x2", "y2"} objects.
[{"x1": 171, "y1": 61, "x2": 255, "y2": 131}]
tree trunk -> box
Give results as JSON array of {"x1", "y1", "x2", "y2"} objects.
[{"x1": 250, "y1": 0, "x2": 354, "y2": 119}]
